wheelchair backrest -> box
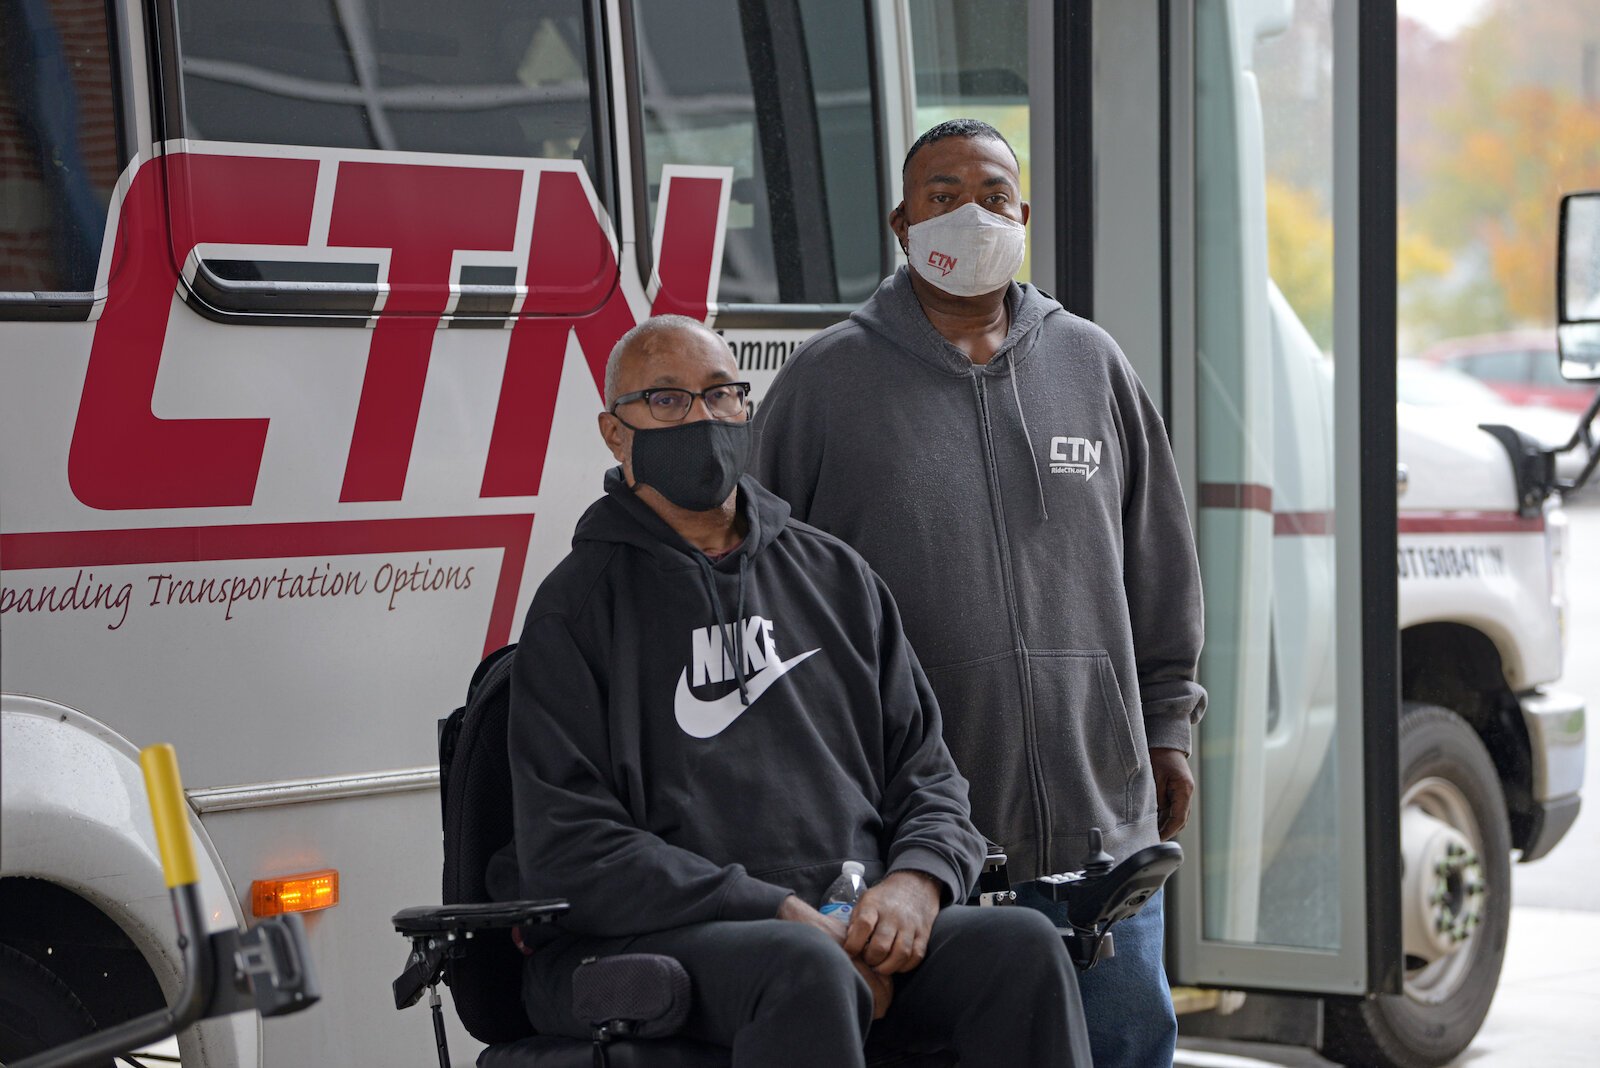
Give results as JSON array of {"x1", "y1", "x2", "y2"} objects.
[{"x1": 438, "y1": 643, "x2": 536, "y2": 1045}]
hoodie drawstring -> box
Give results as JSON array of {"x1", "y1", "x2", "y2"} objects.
[
  {"x1": 693, "y1": 550, "x2": 750, "y2": 705},
  {"x1": 1004, "y1": 338, "x2": 1051, "y2": 523},
  {"x1": 734, "y1": 554, "x2": 749, "y2": 703}
]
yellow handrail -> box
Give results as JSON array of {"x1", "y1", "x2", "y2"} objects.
[{"x1": 140, "y1": 744, "x2": 198, "y2": 889}]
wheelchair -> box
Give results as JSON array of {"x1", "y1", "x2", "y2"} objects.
[{"x1": 391, "y1": 646, "x2": 1183, "y2": 1067}]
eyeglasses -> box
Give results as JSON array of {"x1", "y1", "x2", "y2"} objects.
[{"x1": 609, "y1": 382, "x2": 752, "y2": 423}]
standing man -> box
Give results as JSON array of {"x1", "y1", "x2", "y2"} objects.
[{"x1": 753, "y1": 119, "x2": 1205, "y2": 1067}]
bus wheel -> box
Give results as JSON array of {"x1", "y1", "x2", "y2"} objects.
[
  {"x1": 1322, "y1": 703, "x2": 1510, "y2": 1068},
  {"x1": 0, "y1": 942, "x2": 110, "y2": 1066}
]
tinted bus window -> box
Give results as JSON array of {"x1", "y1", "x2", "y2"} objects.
[
  {"x1": 175, "y1": 0, "x2": 602, "y2": 185},
  {"x1": 169, "y1": 0, "x2": 605, "y2": 317},
  {"x1": 0, "y1": 0, "x2": 123, "y2": 298},
  {"x1": 634, "y1": 0, "x2": 882, "y2": 306}
]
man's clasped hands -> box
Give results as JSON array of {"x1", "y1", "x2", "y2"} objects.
[{"x1": 775, "y1": 870, "x2": 946, "y2": 1020}]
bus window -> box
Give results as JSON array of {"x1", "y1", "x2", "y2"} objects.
[
  {"x1": 0, "y1": 0, "x2": 124, "y2": 310},
  {"x1": 169, "y1": 0, "x2": 609, "y2": 317},
  {"x1": 175, "y1": 0, "x2": 601, "y2": 175},
  {"x1": 906, "y1": 0, "x2": 1032, "y2": 282},
  {"x1": 632, "y1": 0, "x2": 883, "y2": 307}
]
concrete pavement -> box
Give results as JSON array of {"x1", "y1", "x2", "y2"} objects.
[
  {"x1": 1466, "y1": 906, "x2": 1600, "y2": 1065},
  {"x1": 1177, "y1": 905, "x2": 1600, "y2": 1066}
]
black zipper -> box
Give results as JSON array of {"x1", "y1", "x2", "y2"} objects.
[{"x1": 971, "y1": 372, "x2": 1054, "y2": 873}]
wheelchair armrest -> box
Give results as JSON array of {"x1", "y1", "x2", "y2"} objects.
[
  {"x1": 390, "y1": 899, "x2": 568, "y2": 1011},
  {"x1": 391, "y1": 898, "x2": 568, "y2": 938},
  {"x1": 974, "y1": 848, "x2": 1015, "y2": 905}
]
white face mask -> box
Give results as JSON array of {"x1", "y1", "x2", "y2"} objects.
[{"x1": 905, "y1": 202, "x2": 1027, "y2": 297}]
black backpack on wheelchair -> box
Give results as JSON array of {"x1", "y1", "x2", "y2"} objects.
[{"x1": 391, "y1": 644, "x2": 1182, "y2": 1067}]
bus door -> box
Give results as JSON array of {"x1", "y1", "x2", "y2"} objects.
[{"x1": 1158, "y1": 0, "x2": 1402, "y2": 997}]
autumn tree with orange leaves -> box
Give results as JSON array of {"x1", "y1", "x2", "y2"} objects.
[{"x1": 1411, "y1": 2, "x2": 1600, "y2": 333}]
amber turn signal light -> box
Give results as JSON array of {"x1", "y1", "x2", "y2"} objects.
[{"x1": 251, "y1": 869, "x2": 339, "y2": 917}]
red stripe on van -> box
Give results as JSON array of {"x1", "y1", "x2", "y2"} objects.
[
  {"x1": 1397, "y1": 512, "x2": 1544, "y2": 534},
  {"x1": 1199, "y1": 485, "x2": 1543, "y2": 537},
  {"x1": 1199, "y1": 482, "x2": 1273, "y2": 513},
  {"x1": 1274, "y1": 511, "x2": 1333, "y2": 535}
]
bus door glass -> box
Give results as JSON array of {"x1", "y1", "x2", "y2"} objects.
[
  {"x1": 1170, "y1": 0, "x2": 1394, "y2": 993},
  {"x1": 630, "y1": 0, "x2": 883, "y2": 311}
]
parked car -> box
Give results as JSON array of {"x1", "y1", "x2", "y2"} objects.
[
  {"x1": 1397, "y1": 358, "x2": 1592, "y2": 484},
  {"x1": 1417, "y1": 330, "x2": 1600, "y2": 413}
]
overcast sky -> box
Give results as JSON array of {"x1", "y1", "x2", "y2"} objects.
[{"x1": 1396, "y1": 0, "x2": 1490, "y2": 38}]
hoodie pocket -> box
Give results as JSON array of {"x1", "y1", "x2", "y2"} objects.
[
  {"x1": 1026, "y1": 650, "x2": 1145, "y2": 833},
  {"x1": 922, "y1": 651, "x2": 1032, "y2": 851}
]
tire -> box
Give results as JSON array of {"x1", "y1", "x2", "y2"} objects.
[
  {"x1": 1322, "y1": 703, "x2": 1511, "y2": 1068},
  {"x1": 0, "y1": 942, "x2": 113, "y2": 1066}
]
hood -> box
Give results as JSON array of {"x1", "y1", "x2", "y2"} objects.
[
  {"x1": 849, "y1": 266, "x2": 1064, "y2": 376},
  {"x1": 576, "y1": 466, "x2": 794, "y2": 708},
  {"x1": 574, "y1": 467, "x2": 791, "y2": 568}
]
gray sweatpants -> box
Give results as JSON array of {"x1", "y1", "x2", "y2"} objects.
[{"x1": 523, "y1": 904, "x2": 1091, "y2": 1067}]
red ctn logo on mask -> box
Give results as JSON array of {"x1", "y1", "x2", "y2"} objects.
[{"x1": 927, "y1": 250, "x2": 957, "y2": 277}]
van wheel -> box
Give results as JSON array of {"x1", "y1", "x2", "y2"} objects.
[
  {"x1": 0, "y1": 942, "x2": 113, "y2": 1066},
  {"x1": 1321, "y1": 703, "x2": 1510, "y2": 1068}
]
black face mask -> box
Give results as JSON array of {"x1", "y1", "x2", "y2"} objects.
[{"x1": 623, "y1": 418, "x2": 751, "y2": 512}]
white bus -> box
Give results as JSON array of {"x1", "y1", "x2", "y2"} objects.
[{"x1": 0, "y1": 2, "x2": 1586, "y2": 1066}]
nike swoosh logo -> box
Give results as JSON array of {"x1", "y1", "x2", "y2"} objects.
[{"x1": 674, "y1": 648, "x2": 821, "y2": 739}]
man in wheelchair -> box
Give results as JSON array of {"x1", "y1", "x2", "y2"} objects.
[{"x1": 489, "y1": 315, "x2": 1093, "y2": 1066}]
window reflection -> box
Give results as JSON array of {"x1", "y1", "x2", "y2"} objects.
[
  {"x1": 176, "y1": 0, "x2": 600, "y2": 185},
  {"x1": 633, "y1": 0, "x2": 881, "y2": 305},
  {"x1": 1195, "y1": 0, "x2": 1341, "y2": 952},
  {"x1": 0, "y1": 0, "x2": 121, "y2": 294}
]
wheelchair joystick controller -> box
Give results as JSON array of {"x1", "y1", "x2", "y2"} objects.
[
  {"x1": 1035, "y1": 827, "x2": 1184, "y2": 971},
  {"x1": 1079, "y1": 828, "x2": 1115, "y2": 878}
]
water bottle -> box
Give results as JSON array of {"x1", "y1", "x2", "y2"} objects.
[{"x1": 819, "y1": 861, "x2": 866, "y2": 926}]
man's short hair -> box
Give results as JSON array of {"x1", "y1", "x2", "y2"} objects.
[
  {"x1": 604, "y1": 314, "x2": 722, "y2": 407},
  {"x1": 902, "y1": 118, "x2": 1019, "y2": 177}
]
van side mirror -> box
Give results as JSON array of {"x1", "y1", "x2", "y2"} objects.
[{"x1": 1557, "y1": 191, "x2": 1600, "y2": 381}]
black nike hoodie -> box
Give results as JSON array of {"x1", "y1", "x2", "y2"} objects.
[{"x1": 503, "y1": 467, "x2": 984, "y2": 941}]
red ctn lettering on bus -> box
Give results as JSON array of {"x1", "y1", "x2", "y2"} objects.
[
  {"x1": 70, "y1": 150, "x2": 726, "y2": 511},
  {"x1": 68, "y1": 152, "x2": 319, "y2": 510},
  {"x1": 333, "y1": 162, "x2": 523, "y2": 503},
  {"x1": 479, "y1": 169, "x2": 728, "y2": 498}
]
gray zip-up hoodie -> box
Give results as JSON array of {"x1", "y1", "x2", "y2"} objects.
[{"x1": 753, "y1": 268, "x2": 1205, "y2": 881}]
